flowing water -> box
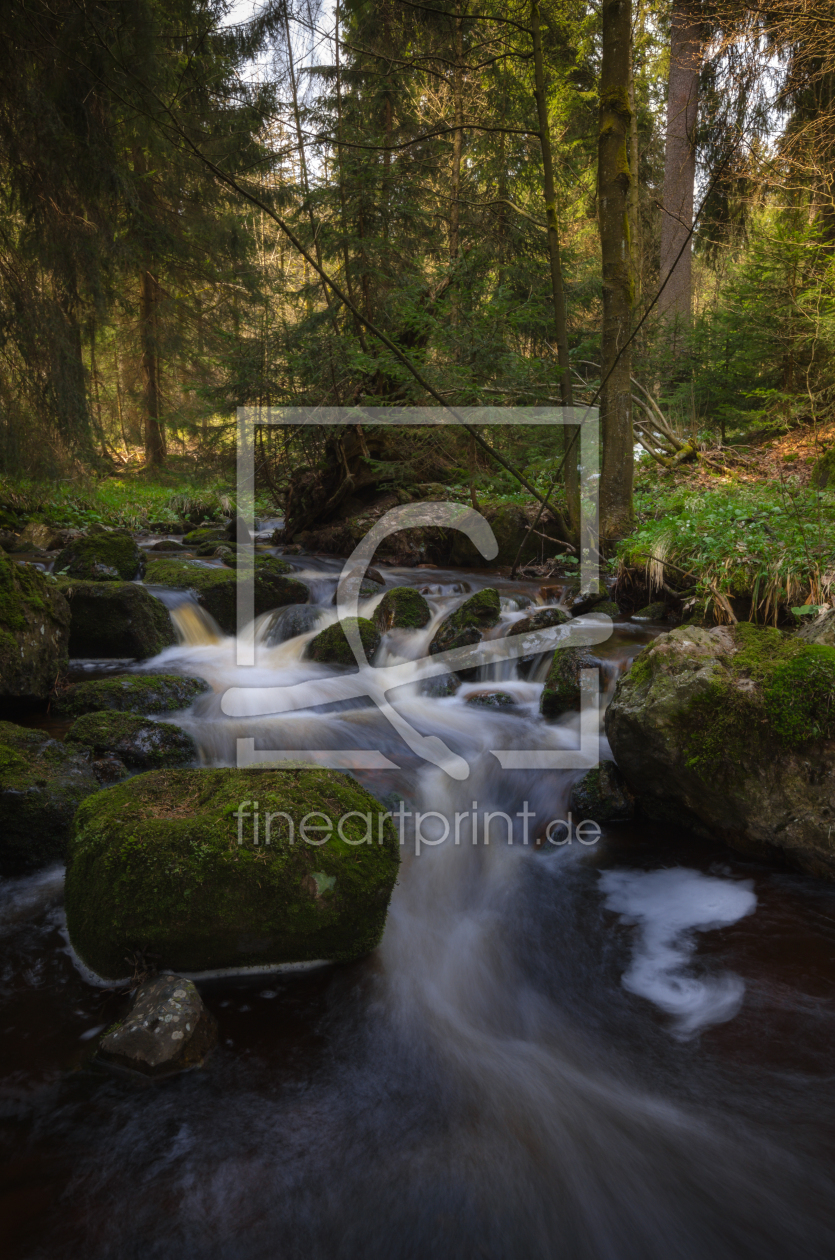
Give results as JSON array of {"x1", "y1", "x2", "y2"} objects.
[{"x1": 3, "y1": 552, "x2": 835, "y2": 1258}]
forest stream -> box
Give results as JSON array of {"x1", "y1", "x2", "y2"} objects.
[{"x1": 3, "y1": 548, "x2": 835, "y2": 1259}]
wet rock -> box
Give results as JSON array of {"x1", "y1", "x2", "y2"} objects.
[
  {"x1": 507, "y1": 607, "x2": 569, "y2": 638},
  {"x1": 605, "y1": 622, "x2": 835, "y2": 880},
  {"x1": 632, "y1": 601, "x2": 668, "y2": 621},
  {"x1": 57, "y1": 579, "x2": 176, "y2": 658},
  {"x1": 797, "y1": 607, "x2": 835, "y2": 646},
  {"x1": 588, "y1": 600, "x2": 621, "y2": 619},
  {"x1": 0, "y1": 721, "x2": 100, "y2": 872},
  {"x1": 570, "y1": 761, "x2": 634, "y2": 823},
  {"x1": 90, "y1": 752, "x2": 129, "y2": 785},
  {"x1": 466, "y1": 691, "x2": 517, "y2": 708},
  {"x1": 54, "y1": 527, "x2": 144, "y2": 582},
  {"x1": 331, "y1": 577, "x2": 384, "y2": 603},
  {"x1": 10, "y1": 522, "x2": 65, "y2": 552},
  {"x1": 0, "y1": 553, "x2": 71, "y2": 700},
  {"x1": 421, "y1": 672, "x2": 461, "y2": 697},
  {"x1": 540, "y1": 647, "x2": 599, "y2": 718},
  {"x1": 99, "y1": 974, "x2": 217, "y2": 1075},
  {"x1": 143, "y1": 558, "x2": 308, "y2": 635},
  {"x1": 55, "y1": 673, "x2": 210, "y2": 718},
  {"x1": 146, "y1": 539, "x2": 189, "y2": 552},
  {"x1": 181, "y1": 526, "x2": 228, "y2": 547},
  {"x1": 264, "y1": 603, "x2": 323, "y2": 645},
  {"x1": 65, "y1": 767, "x2": 400, "y2": 978},
  {"x1": 305, "y1": 616, "x2": 381, "y2": 666},
  {"x1": 373, "y1": 587, "x2": 431, "y2": 632},
  {"x1": 66, "y1": 711, "x2": 196, "y2": 768},
  {"x1": 567, "y1": 590, "x2": 610, "y2": 617},
  {"x1": 429, "y1": 588, "x2": 501, "y2": 657}
]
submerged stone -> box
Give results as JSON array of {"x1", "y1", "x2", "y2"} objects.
[
  {"x1": 66, "y1": 711, "x2": 196, "y2": 768},
  {"x1": 99, "y1": 974, "x2": 217, "y2": 1075},
  {"x1": 144, "y1": 559, "x2": 308, "y2": 635},
  {"x1": 305, "y1": 616, "x2": 381, "y2": 666},
  {"x1": 605, "y1": 622, "x2": 835, "y2": 879},
  {"x1": 0, "y1": 553, "x2": 70, "y2": 699},
  {"x1": 55, "y1": 673, "x2": 210, "y2": 718},
  {"x1": 57, "y1": 579, "x2": 176, "y2": 658},
  {"x1": 0, "y1": 721, "x2": 100, "y2": 872},
  {"x1": 466, "y1": 691, "x2": 517, "y2": 708},
  {"x1": 373, "y1": 587, "x2": 431, "y2": 632},
  {"x1": 540, "y1": 647, "x2": 598, "y2": 718},
  {"x1": 54, "y1": 528, "x2": 144, "y2": 582},
  {"x1": 64, "y1": 767, "x2": 400, "y2": 978},
  {"x1": 570, "y1": 761, "x2": 634, "y2": 823}
]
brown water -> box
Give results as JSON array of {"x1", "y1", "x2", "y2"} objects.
[{"x1": 2, "y1": 555, "x2": 835, "y2": 1259}]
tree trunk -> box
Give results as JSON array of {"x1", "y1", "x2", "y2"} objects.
[
  {"x1": 140, "y1": 267, "x2": 165, "y2": 467},
  {"x1": 598, "y1": 0, "x2": 635, "y2": 541},
  {"x1": 530, "y1": 0, "x2": 577, "y2": 524},
  {"x1": 449, "y1": 4, "x2": 464, "y2": 265},
  {"x1": 627, "y1": 22, "x2": 641, "y2": 307},
  {"x1": 658, "y1": 0, "x2": 702, "y2": 330}
]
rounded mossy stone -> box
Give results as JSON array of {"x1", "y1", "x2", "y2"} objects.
[
  {"x1": 466, "y1": 691, "x2": 516, "y2": 708},
  {"x1": 373, "y1": 587, "x2": 431, "y2": 632},
  {"x1": 590, "y1": 600, "x2": 621, "y2": 618},
  {"x1": 0, "y1": 721, "x2": 100, "y2": 872},
  {"x1": 143, "y1": 558, "x2": 308, "y2": 635},
  {"x1": 541, "y1": 647, "x2": 598, "y2": 718},
  {"x1": 55, "y1": 528, "x2": 144, "y2": 582},
  {"x1": 55, "y1": 674, "x2": 210, "y2": 718},
  {"x1": 507, "y1": 607, "x2": 569, "y2": 638},
  {"x1": 56, "y1": 579, "x2": 176, "y2": 659},
  {"x1": 305, "y1": 617, "x2": 381, "y2": 666},
  {"x1": 0, "y1": 553, "x2": 71, "y2": 699},
  {"x1": 182, "y1": 527, "x2": 228, "y2": 546},
  {"x1": 569, "y1": 761, "x2": 634, "y2": 822},
  {"x1": 66, "y1": 711, "x2": 197, "y2": 768},
  {"x1": 429, "y1": 587, "x2": 501, "y2": 655},
  {"x1": 633, "y1": 602, "x2": 668, "y2": 621},
  {"x1": 64, "y1": 767, "x2": 401, "y2": 978}
]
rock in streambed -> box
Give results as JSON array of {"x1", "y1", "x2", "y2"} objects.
[
  {"x1": 64, "y1": 767, "x2": 400, "y2": 979},
  {"x1": 606, "y1": 622, "x2": 835, "y2": 879},
  {"x1": 98, "y1": 974, "x2": 217, "y2": 1075}
]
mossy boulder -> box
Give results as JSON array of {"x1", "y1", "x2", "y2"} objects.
[
  {"x1": 55, "y1": 674, "x2": 210, "y2": 718},
  {"x1": 57, "y1": 579, "x2": 176, "y2": 658},
  {"x1": 305, "y1": 617, "x2": 381, "y2": 666},
  {"x1": 0, "y1": 721, "x2": 100, "y2": 872},
  {"x1": 0, "y1": 553, "x2": 71, "y2": 699},
  {"x1": 590, "y1": 600, "x2": 621, "y2": 619},
  {"x1": 144, "y1": 559, "x2": 308, "y2": 635},
  {"x1": 507, "y1": 607, "x2": 569, "y2": 677},
  {"x1": 64, "y1": 767, "x2": 400, "y2": 979},
  {"x1": 146, "y1": 539, "x2": 189, "y2": 553},
  {"x1": 373, "y1": 587, "x2": 431, "y2": 632},
  {"x1": 66, "y1": 711, "x2": 196, "y2": 768},
  {"x1": 633, "y1": 602, "x2": 668, "y2": 621},
  {"x1": 466, "y1": 691, "x2": 517, "y2": 708},
  {"x1": 448, "y1": 502, "x2": 562, "y2": 568},
  {"x1": 55, "y1": 528, "x2": 144, "y2": 582},
  {"x1": 429, "y1": 588, "x2": 501, "y2": 656},
  {"x1": 182, "y1": 527, "x2": 228, "y2": 546},
  {"x1": 569, "y1": 761, "x2": 634, "y2": 823},
  {"x1": 605, "y1": 623, "x2": 835, "y2": 879},
  {"x1": 541, "y1": 647, "x2": 599, "y2": 718}
]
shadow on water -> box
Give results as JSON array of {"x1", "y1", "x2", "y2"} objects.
[{"x1": 2, "y1": 560, "x2": 835, "y2": 1258}]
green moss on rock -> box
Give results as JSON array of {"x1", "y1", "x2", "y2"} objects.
[
  {"x1": 55, "y1": 673, "x2": 210, "y2": 718},
  {"x1": 64, "y1": 766, "x2": 400, "y2": 978},
  {"x1": 373, "y1": 587, "x2": 431, "y2": 632},
  {"x1": 633, "y1": 602, "x2": 668, "y2": 621},
  {"x1": 541, "y1": 647, "x2": 598, "y2": 718},
  {"x1": 66, "y1": 711, "x2": 197, "y2": 768},
  {"x1": 0, "y1": 721, "x2": 100, "y2": 871},
  {"x1": 55, "y1": 528, "x2": 143, "y2": 582},
  {"x1": 0, "y1": 553, "x2": 70, "y2": 698},
  {"x1": 429, "y1": 587, "x2": 501, "y2": 656},
  {"x1": 144, "y1": 558, "x2": 308, "y2": 634},
  {"x1": 305, "y1": 617, "x2": 381, "y2": 666},
  {"x1": 57, "y1": 579, "x2": 176, "y2": 658},
  {"x1": 569, "y1": 761, "x2": 634, "y2": 822},
  {"x1": 606, "y1": 623, "x2": 835, "y2": 879},
  {"x1": 182, "y1": 527, "x2": 228, "y2": 546}
]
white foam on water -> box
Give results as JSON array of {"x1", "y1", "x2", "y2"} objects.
[{"x1": 599, "y1": 867, "x2": 757, "y2": 1039}]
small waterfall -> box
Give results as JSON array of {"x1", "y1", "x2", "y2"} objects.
[{"x1": 149, "y1": 586, "x2": 224, "y2": 645}]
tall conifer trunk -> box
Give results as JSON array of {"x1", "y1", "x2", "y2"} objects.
[
  {"x1": 598, "y1": 0, "x2": 635, "y2": 540},
  {"x1": 141, "y1": 267, "x2": 165, "y2": 467},
  {"x1": 659, "y1": 1, "x2": 702, "y2": 330}
]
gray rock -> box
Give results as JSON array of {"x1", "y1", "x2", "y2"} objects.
[
  {"x1": 570, "y1": 760, "x2": 634, "y2": 822},
  {"x1": 66, "y1": 711, "x2": 197, "y2": 768},
  {"x1": 798, "y1": 607, "x2": 835, "y2": 645},
  {"x1": 265, "y1": 603, "x2": 323, "y2": 645},
  {"x1": 466, "y1": 691, "x2": 517, "y2": 708},
  {"x1": 99, "y1": 974, "x2": 217, "y2": 1075}
]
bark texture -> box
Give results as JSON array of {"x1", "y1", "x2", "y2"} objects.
[
  {"x1": 140, "y1": 267, "x2": 165, "y2": 467},
  {"x1": 598, "y1": 0, "x2": 635, "y2": 541},
  {"x1": 658, "y1": 0, "x2": 702, "y2": 326}
]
